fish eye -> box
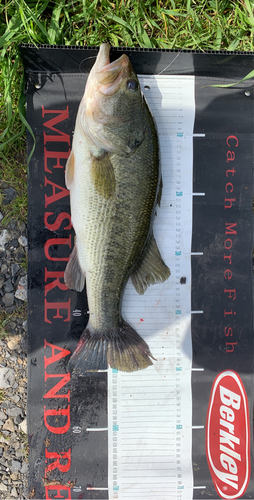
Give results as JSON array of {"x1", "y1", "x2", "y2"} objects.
[{"x1": 127, "y1": 79, "x2": 139, "y2": 91}]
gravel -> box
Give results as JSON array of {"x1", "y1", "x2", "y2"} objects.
[
  {"x1": 0, "y1": 209, "x2": 29, "y2": 499},
  {"x1": 0, "y1": 368, "x2": 15, "y2": 389},
  {"x1": 2, "y1": 294, "x2": 15, "y2": 308}
]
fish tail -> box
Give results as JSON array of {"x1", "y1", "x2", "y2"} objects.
[{"x1": 67, "y1": 321, "x2": 155, "y2": 374}]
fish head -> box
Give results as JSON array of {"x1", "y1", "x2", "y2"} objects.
[{"x1": 79, "y1": 43, "x2": 146, "y2": 154}]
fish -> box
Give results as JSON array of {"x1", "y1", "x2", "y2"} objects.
[{"x1": 64, "y1": 43, "x2": 170, "y2": 373}]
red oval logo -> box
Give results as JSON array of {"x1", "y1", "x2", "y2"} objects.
[{"x1": 206, "y1": 370, "x2": 250, "y2": 499}]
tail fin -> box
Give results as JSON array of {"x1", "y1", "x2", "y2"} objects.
[{"x1": 68, "y1": 321, "x2": 155, "y2": 373}]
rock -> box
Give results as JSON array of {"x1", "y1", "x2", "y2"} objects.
[
  {"x1": 5, "y1": 407, "x2": 22, "y2": 418},
  {"x1": 15, "y1": 288, "x2": 27, "y2": 302},
  {"x1": 7, "y1": 238, "x2": 19, "y2": 249},
  {"x1": 10, "y1": 486, "x2": 18, "y2": 497},
  {"x1": 2, "y1": 293, "x2": 14, "y2": 307},
  {"x1": 7, "y1": 336, "x2": 20, "y2": 351},
  {"x1": 2, "y1": 188, "x2": 18, "y2": 206},
  {"x1": 3, "y1": 279, "x2": 14, "y2": 293},
  {"x1": 20, "y1": 337, "x2": 27, "y2": 352},
  {"x1": 0, "y1": 482, "x2": 7, "y2": 491},
  {"x1": 13, "y1": 248, "x2": 25, "y2": 262},
  {"x1": 15, "y1": 449, "x2": 24, "y2": 458},
  {"x1": 19, "y1": 221, "x2": 26, "y2": 233},
  {"x1": 0, "y1": 263, "x2": 8, "y2": 275},
  {"x1": 0, "y1": 213, "x2": 3, "y2": 223},
  {"x1": 19, "y1": 418, "x2": 27, "y2": 434},
  {"x1": 11, "y1": 460, "x2": 21, "y2": 472},
  {"x1": 5, "y1": 305, "x2": 16, "y2": 313},
  {"x1": 11, "y1": 263, "x2": 20, "y2": 277},
  {"x1": 20, "y1": 462, "x2": 28, "y2": 473},
  {"x1": 10, "y1": 472, "x2": 18, "y2": 480},
  {"x1": 0, "y1": 412, "x2": 7, "y2": 421},
  {"x1": 0, "y1": 274, "x2": 4, "y2": 288},
  {"x1": 0, "y1": 181, "x2": 8, "y2": 189},
  {"x1": 0, "y1": 436, "x2": 10, "y2": 444},
  {"x1": 19, "y1": 275, "x2": 27, "y2": 288},
  {"x1": 8, "y1": 321, "x2": 16, "y2": 329},
  {"x1": 11, "y1": 395, "x2": 19, "y2": 404},
  {"x1": 8, "y1": 219, "x2": 18, "y2": 230},
  {"x1": 3, "y1": 418, "x2": 15, "y2": 433},
  {"x1": 0, "y1": 230, "x2": 11, "y2": 251},
  {"x1": 14, "y1": 415, "x2": 22, "y2": 425},
  {"x1": 15, "y1": 275, "x2": 27, "y2": 301},
  {"x1": 18, "y1": 236, "x2": 27, "y2": 247},
  {"x1": 0, "y1": 368, "x2": 15, "y2": 388}
]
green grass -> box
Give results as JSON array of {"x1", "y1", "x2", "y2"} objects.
[
  {"x1": 0, "y1": 303, "x2": 27, "y2": 338},
  {"x1": 1, "y1": 0, "x2": 254, "y2": 159},
  {"x1": 0, "y1": 137, "x2": 27, "y2": 225},
  {"x1": 1, "y1": 0, "x2": 254, "y2": 317}
]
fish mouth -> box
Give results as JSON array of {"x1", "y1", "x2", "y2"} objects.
[
  {"x1": 81, "y1": 43, "x2": 138, "y2": 150},
  {"x1": 92, "y1": 43, "x2": 133, "y2": 96}
]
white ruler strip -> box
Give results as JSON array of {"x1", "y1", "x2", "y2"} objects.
[{"x1": 108, "y1": 74, "x2": 195, "y2": 500}]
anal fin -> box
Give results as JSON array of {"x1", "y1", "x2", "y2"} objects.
[
  {"x1": 64, "y1": 244, "x2": 85, "y2": 292},
  {"x1": 131, "y1": 233, "x2": 170, "y2": 295}
]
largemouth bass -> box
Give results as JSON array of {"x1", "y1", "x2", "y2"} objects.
[{"x1": 64, "y1": 43, "x2": 170, "y2": 373}]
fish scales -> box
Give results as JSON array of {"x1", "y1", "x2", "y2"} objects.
[
  {"x1": 88, "y1": 138, "x2": 157, "y2": 327},
  {"x1": 64, "y1": 43, "x2": 170, "y2": 373}
]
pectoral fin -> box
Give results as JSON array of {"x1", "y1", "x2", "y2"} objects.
[
  {"x1": 91, "y1": 151, "x2": 115, "y2": 198},
  {"x1": 64, "y1": 244, "x2": 85, "y2": 292},
  {"x1": 65, "y1": 150, "x2": 75, "y2": 189},
  {"x1": 131, "y1": 234, "x2": 170, "y2": 295}
]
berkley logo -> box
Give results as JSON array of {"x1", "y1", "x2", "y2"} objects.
[{"x1": 206, "y1": 370, "x2": 250, "y2": 499}]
